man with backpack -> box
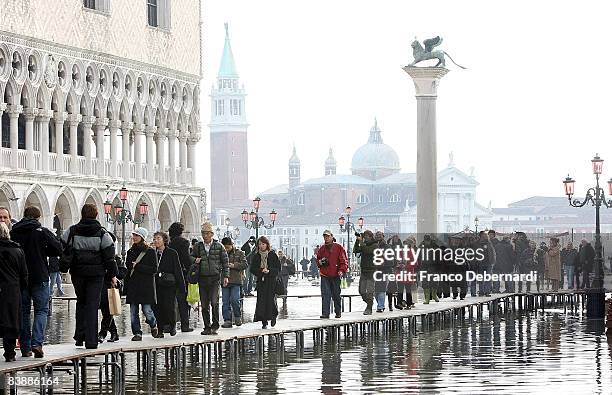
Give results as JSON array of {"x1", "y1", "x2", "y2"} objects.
[
  {"x1": 10, "y1": 206, "x2": 62, "y2": 358},
  {"x1": 61, "y1": 204, "x2": 117, "y2": 349}
]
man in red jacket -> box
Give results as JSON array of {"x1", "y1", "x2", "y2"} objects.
[{"x1": 316, "y1": 230, "x2": 348, "y2": 319}]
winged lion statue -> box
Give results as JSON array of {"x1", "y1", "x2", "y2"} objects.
[{"x1": 408, "y1": 36, "x2": 466, "y2": 69}]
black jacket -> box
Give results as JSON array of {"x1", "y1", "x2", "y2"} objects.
[
  {"x1": 494, "y1": 239, "x2": 516, "y2": 273},
  {"x1": 0, "y1": 239, "x2": 28, "y2": 336},
  {"x1": 353, "y1": 238, "x2": 378, "y2": 275},
  {"x1": 10, "y1": 218, "x2": 62, "y2": 285},
  {"x1": 155, "y1": 247, "x2": 186, "y2": 294},
  {"x1": 62, "y1": 219, "x2": 117, "y2": 278},
  {"x1": 191, "y1": 240, "x2": 230, "y2": 280},
  {"x1": 125, "y1": 244, "x2": 158, "y2": 305},
  {"x1": 169, "y1": 236, "x2": 193, "y2": 273}
]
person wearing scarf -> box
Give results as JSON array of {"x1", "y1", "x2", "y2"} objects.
[{"x1": 249, "y1": 236, "x2": 280, "y2": 329}]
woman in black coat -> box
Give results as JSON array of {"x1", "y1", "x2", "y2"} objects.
[
  {"x1": 250, "y1": 236, "x2": 280, "y2": 329},
  {"x1": 152, "y1": 231, "x2": 186, "y2": 337},
  {"x1": 0, "y1": 223, "x2": 28, "y2": 362},
  {"x1": 125, "y1": 228, "x2": 160, "y2": 340}
]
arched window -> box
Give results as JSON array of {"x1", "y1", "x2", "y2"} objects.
[{"x1": 357, "y1": 194, "x2": 369, "y2": 204}]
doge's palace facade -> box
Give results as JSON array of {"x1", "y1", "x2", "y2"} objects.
[{"x1": 0, "y1": 0, "x2": 205, "y2": 239}]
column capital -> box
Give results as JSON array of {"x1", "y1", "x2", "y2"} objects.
[
  {"x1": 94, "y1": 117, "x2": 109, "y2": 128},
  {"x1": 108, "y1": 119, "x2": 122, "y2": 129},
  {"x1": 402, "y1": 66, "x2": 449, "y2": 97},
  {"x1": 122, "y1": 121, "x2": 134, "y2": 131},
  {"x1": 133, "y1": 123, "x2": 146, "y2": 134},
  {"x1": 155, "y1": 127, "x2": 168, "y2": 141},
  {"x1": 145, "y1": 125, "x2": 157, "y2": 138},
  {"x1": 35, "y1": 109, "x2": 54, "y2": 122},
  {"x1": 188, "y1": 132, "x2": 201, "y2": 143},
  {"x1": 67, "y1": 113, "x2": 83, "y2": 126},
  {"x1": 167, "y1": 129, "x2": 179, "y2": 139},
  {"x1": 0, "y1": 103, "x2": 6, "y2": 112},
  {"x1": 178, "y1": 130, "x2": 188, "y2": 142},
  {"x1": 22, "y1": 107, "x2": 38, "y2": 121},
  {"x1": 54, "y1": 111, "x2": 68, "y2": 123},
  {"x1": 7, "y1": 105, "x2": 23, "y2": 117},
  {"x1": 81, "y1": 115, "x2": 96, "y2": 127}
]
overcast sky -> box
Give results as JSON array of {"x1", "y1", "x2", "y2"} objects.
[{"x1": 197, "y1": 0, "x2": 612, "y2": 210}]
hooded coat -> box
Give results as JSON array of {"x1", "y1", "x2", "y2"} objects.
[{"x1": 10, "y1": 218, "x2": 62, "y2": 285}]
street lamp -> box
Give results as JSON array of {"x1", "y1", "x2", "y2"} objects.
[
  {"x1": 104, "y1": 184, "x2": 148, "y2": 264},
  {"x1": 474, "y1": 216, "x2": 479, "y2": 232},
  {"x1": 563, "y1": 153, "x2": 612, "y2": 318},
  {"x1": 241, "y1": 196, "x2": 277, "y2": 240},
  {"x1": 216, "y1": 217, "x2": 240, "y2": 241},
  {"x1": 338, "y1": 205, "x2": 364, "y2": 267}
]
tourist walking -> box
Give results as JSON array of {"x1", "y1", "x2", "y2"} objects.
[
  {"x1": 191, "y1": 222, "x2": 229, "y2": 335},
  {"x1": 578, "y1": 239, "x2": 595, "y2": 289},
  {"x1": 11, "y1": 206, "x2": 62, "y2": 358},
  {"x1": 518, "y1": 240, "x2": 537, "y2": 293},
  {"x1": 495, "y1": 235, "x2": 516, "y2": 293},
  {"x1": 153, "y1": 231, "x2": 185, "y2": 337},
  {"x1": 476, "y1": 231, "x2": 496, "y2": 297},
  {"x1": 400, "y1": 236, "x2": 417, "y2": 307},
  {"x1": 62, "y1": 204, "x2": 118, "y2": 349},
  {"x1": 387, "y1": 235, "x2": 403, "y2": 310},
  {"x1": 373, "y1": 231, "x2": 391, "y2": 312},
  {"x1": 221, "y1": 237, "x2": 247, "y2": 328},
  {"x1": 0, "y1": 222, "x2": 28, "y2": 362},
  {"x1": 98, "y1": 254, "x2": 124, "y2": 343},
  {"x1": 561, "y1": 242, "x2": 578, "y2": 289},
  {"x1": 354, "y1": 230, "x2": 377, "y2": 315},
  {"x1": 168, "y1": 222, "x2": 194, "y2": 332},
  {"x1": 420, "y1": 234, "x2": 441, "y2": 304},
  {"x1": 278, "y1": 250, "x2": 295, "y2": 299},
  {"x1": 250, "y1": 236, "x2": 280, "y2": 328},
  {"x1": 449, "y1": 234, "x2": 468, "y2": 300},
  {"x1": 48, "y1": 252, "x2": 65, "y2": 297},
  {"x1": 300, "y1": 256, "x2": 310, "y2": 279},
  {"x1": 316, "y1": 230, "x2": 348, "y2": 318},
  {"x1": 545, "y1": 238, "x2": 561, "y2": 291},
  {"x1": 241, "y1": 236, "x2": 256, "y2": 296},
  {"x1": 125, "y1": 227, "x2": 160, "y2": 341}
]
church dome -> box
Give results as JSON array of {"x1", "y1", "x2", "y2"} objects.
[{"x1": 351, "y1": 119, "x2": 400, "y2": 172}]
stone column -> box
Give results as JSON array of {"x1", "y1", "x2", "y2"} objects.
[
  {"x1": 81, "y1": 116, "x2": 96, "y2": 176},
  {"x1": 94, "y1": 118, "x2": 109, "y2": 177},
  {"x1": 0, "y1": 103, "x2": 5, "y2": 159},
  {"x1": 54, "y1": 111, "x2": 67, "y2": 173},
  {"x1": 122, "y1": 121, "x2": 133, "y2": 181},
  {"x1": 178, "y1": 129, "x2": 188, "y2": 184},
  {"x1": 67, "y1": 114, "x2": 82, "y2": 174},
  {"x1": 109, "y1": 119, "x2": 121, "y2": 178},
  {"x1": 168, "y1": 129, "x2": 178, "y2": 184},
  {"x1": 187, "y1": 138, "x2": 196, "y2": 183},
  {"x1": 8, "y1": 105, "x2": 22, "y2": 169},
  {"x1": 403, "y1": 66, "x2": 449, "y2": 235},
  {"x1": 36, "y1": 109, "x2": 53, "y2": 173},
  {"x1": 133, "y1": 123, "x2": 145, "y2": 181},
  {"x1": 23, "y1": 108, "x2": 38, "y2": 170},
  {"x1": 145, "y1": 126, "x2": 156, "y2": 182},
  {"x1": 156, "y1": 128, "x2": 167, "y2": 183}
]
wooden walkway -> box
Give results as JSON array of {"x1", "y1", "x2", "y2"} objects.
[{"x1": 0, "y1": 291, "x2": 590, "y2": 394}]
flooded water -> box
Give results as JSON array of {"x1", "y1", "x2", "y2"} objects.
[{"x1": 36, "y1": 281, "x2": 612, "y2": 394}]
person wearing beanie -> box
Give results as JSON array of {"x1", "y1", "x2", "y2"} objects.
[{"x1": 220, "y1": 237, "x2": 247, "y2": 328}]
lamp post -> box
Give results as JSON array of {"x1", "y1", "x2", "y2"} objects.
[
  {"x1": 338, "y1": 206, "x2": 364, "y2": 267},
  {"x1": 104, "y1": 184, "x2": 149, "y2": 264},
  {"x1": 563, "y1": 153, "x2": 610, "y2": 318},
  {"x1": 474, "y1": 216, "x2": 479, "y2": 233},
  {"x1": 217, "y1": 217, "x2": 240, "y2": 241},
  {"x1": 241, "y1": 197, "x2": 277, "y2": 241}
]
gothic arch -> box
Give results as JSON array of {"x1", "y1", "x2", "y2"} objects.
[
  {"x1": 0, "y1": 182, "x2": 18, "y2": 216},
  {"x1": 157, "y1": 194, "x2": 177, "y2": 232},
  {"x1": 20, "y1": 80, "x2": 35, "y2": 108},
  {"x1": 119, "y1": 98, "x2": 130, "y2": 122},
  {"x1": 134, "y1": 191, "x2": 155, "y2": 233},
  {"x1": 22, "y1": 184, "x2": 52, "y2": 223},
  {"x1": 51, "y1": 87, "x2": 65, "y2": 112},
  {"x1": 93, "y1": 94, "x2": 105, "y2": 118},
  {"x1": 79, "y1": 93, "x2": 92, "y2": 116},
  {"x1": 36, "y1": 85, "x2": 50, "y2": 110},
  {"x1": 178, "y1": 195, "x2": 199, "y2": 237},
  {"x1": 3, "y1": 78, "x2": 20, "y2": 105},
  {"x1": 52, "y1": 186, "x2": 79, "y2": 231},
  {"x1": 82, "y1": 187, "x2": 105, "y2": 219}
]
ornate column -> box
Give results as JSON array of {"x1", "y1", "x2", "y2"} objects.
[
  {"x1": 168, "y1": 129, "x2": 178, "y2": 184},
  {"x1": 67, "y1": 113, "x2": 82, "y2": 174},
  {"x1": 178, "y1": 129, "x2": 188, "y2": 184},
  {"x1": 145, "y1": 125, "x2": 156, "y2": 183},
  {"x1": 36, "y1": 109, "x2": 53, "y2": 173},
  {"x1": 133, "y1": 123, "x2": 145, "y2": 181},
  {"x1": 122, "y1": 121, "x2": 133, "y2": 181},
  {"x1": 54, "y1": 111, "x2": 67, "y2": 173},
  {"x1": 8, "y1": 105, "x2": 22, "y2": 169},
  {"x1": 23, "y1": 108, "x2": 38, "y2": 170},
  {"x1": 403, "y1": 66, "x2": 449, "y2": 235},
  {"x1": 0, "y1": 103, "x2": 5, "y2": 160},
  {"x1": 94, "y1": 117, "x2": 109, "y2": 177},
  {"x1": 187, "y1": 136, "x2": 199, "y2": 184},
  {"x1": 156, "y1": 128, "x2": 167, "y2": 183},
  {"x1": 109, "y1": 119, "x2": 121, "y2": 178},
  {"x1": 81, "y1": 116, "x2": 96, "y2": 176}
]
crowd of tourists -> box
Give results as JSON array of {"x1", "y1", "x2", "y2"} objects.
[{"x1": 0, "y1": 203, "x2": 602, "y2": 362}]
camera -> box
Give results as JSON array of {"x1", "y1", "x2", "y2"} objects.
[
  {"x1": 355, "y1": 232, "x2": 361, "y2": 237},
  {"x1": 320, "y1": 257, "x2": 329, "y2": 267}
]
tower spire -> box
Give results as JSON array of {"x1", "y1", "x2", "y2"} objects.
[
  {"x1": 218, "y1": 22, "x2": 238, "y2": 78},
  {"x1": 368, "y1": 117, "x2": 383, "y2": 144}
]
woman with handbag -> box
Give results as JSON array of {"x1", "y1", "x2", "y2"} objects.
[
  {"x1": 98, "y1": 252, "x2": 125, "y2": 343},
  {"x1": 125, "y1": 228, "x2": 161, "y2": 341},
  {"x1": 153, "y1": 231, "x2": 186, "y2": 337},
  {"x1": 250, "y1": 236, "x2": 281, "y2": 329}
]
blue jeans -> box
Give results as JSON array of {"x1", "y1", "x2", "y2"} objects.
[
  {"x1": 130, "y1": 304, "x2": 157, "y2": 335},
  {"x1": 243, "y1": 266, "x2": 254, "y2": 294},
  {"x1": 565, "y1": 266, "x2": 575, "y2": 288},
  {"x1": 20, "y1": 281, "x2": 50, "y2": 352},
  {"x1": 222, "y1": 284, "x2": 242, "y2": 322},
  {"x1": 49, "y1": 272, "x2": 64, "y2": 295},
  {"x1": 320, "y1": 276, "x2": 341, "y2": 316}
]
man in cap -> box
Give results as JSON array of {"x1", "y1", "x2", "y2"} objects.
[
  {"x1": 241, "y1": 236, "x2": 257, "y2": 296},
  {"x1": 191, "y1": 222, "x2": 229, "y2": 335},
  {"x1": 316, "y1": 230, "x2": 348, "y2": 319}
]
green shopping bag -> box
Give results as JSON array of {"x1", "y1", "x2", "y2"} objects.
[
  {"x1": 187, "y1": 283, "x2": 200, "y2": 304},
  {"x1": 341, "y1": 277, "x2": 348, "y2": 289}
]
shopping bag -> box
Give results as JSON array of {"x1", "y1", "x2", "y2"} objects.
[
  {"x1": 187, "y1": 283, "x2": 200, "y2": 304},
  {"x1": 107, "y1": 288, "x2": 122, "y2": 316},
  {"x1": 341, "y1": 277, "x2": 348, "y2": 289}
]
